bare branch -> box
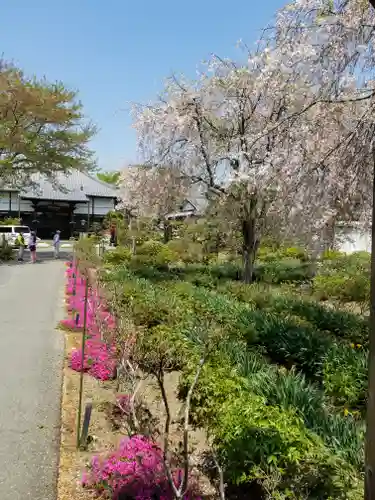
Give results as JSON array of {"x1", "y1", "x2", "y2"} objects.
[{"x1": 179, "y1": 356, "x2": 206, "y2": 497}]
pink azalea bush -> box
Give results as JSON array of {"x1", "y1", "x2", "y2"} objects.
[
  {"x1": 82, "y1": 435, "x2": 201, "y2": 499},
  {"x1": 64, "y1": 264, "x2": 117, "y2": 381}
]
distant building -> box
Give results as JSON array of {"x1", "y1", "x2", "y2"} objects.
[
  {"x1": 0, "y1": 171, "x2": 118, "y2": 239},
  {"x1": 165, "y1": 199, "x2": 200, "y2": 221}
]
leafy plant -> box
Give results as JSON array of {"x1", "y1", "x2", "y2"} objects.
[
  {"x1": 179, "y1": 361, "x2": 362, "y2": 499},
  {"x1": 0, "y1": 238, "x2": 14, "y2": 261},
  {"x1": 132, "y1": 240, "x2": 178, "y2": 270},
  {"x1": 324, "y1": 343, "x2": 368, "y2": 410},
  {"x1": 103, "y1": 246, "x2": 132, "y2": 266},
  {"x1": 254, "y1": 259, "x2": 315, "y2": 284}
]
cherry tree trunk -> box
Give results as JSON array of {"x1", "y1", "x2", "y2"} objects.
[
  {"x1": 242, "y1": 217, "x2": 257, "y2": 284},
  {"x1": 365, "y1": 151, "x2": 375, "y2": 500},
  {"x1": 163, "y1": 220, "x2": 172, "y2": 243}
]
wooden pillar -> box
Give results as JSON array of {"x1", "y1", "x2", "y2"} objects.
[
  {"x1": 69, "y1": 202, "x2": 76, "y2": 238},
  {"x1": 87, "y1": 198, "x2": 90, "y2": 231}
]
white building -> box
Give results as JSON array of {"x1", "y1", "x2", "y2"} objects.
[{"x1": 0, "y1": 171, "x2": 118, "y2": 239}]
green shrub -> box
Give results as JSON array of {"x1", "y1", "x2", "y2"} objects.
[
  {"x1": 269, "y1": 296, "x2": 368, "y2": 345},
  {"x1": 257, "y1": 245, "x2": 309, "y2": 263},
  {"x1": 222, "y1": 283, "x2": 368, "y2": 344},
  {"x1": 179, "y1": 361, "x2": 362, "y2": 499},
  {"x1": 321, "y1": 249, "x2": 344, "y2": 261},
  {"x1": 0, "y1": 239, "x2": 14, "y2": 261},
  {"x1": 0, "y1": 217, "x2": 21, "y2": 226},
  {"x1": 254, "y1": 259, "x2": 315, "y2": 284},
  {"x1": 320, "y1": 251, "x2": 370, "y2": 273},
  {"x1": 251, "y1": 311, "x2": 333, "y2": 380},
  {"x1": 133, "y1": 240, "x2": 178, "y2": 269},
  {"x1": 313, "y1": 272, "x2": 370, "y2": 303},
  {"x1": 170, "y1": 282, "x2": 256, "y2": 340},
  {"x1": 166, "y1": 238, "x2": 203, "y2": 264},
  {"x1": 324, "y1": 343, "x2": 368, "y2": 411},
  {"x1": 103, "y1": 246, "x2": 132, "y2": 266},
  {"x1": 188, "y1": 339, "x2": 364, "y2": 470},
  {"x1": 208, "y1": 262, "x2": 241, "y2": 280}
]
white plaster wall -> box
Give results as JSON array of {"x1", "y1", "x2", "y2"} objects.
[
  {"x1": 73, "y1": 198, "x2": 115, "y2": 216},
  {"x1": 0, "y1": 192, "x2": 33, "y2": 212},
  {"x1": 336, "y1": 227, "x2": 372, "y2": 254},
  {"x1": 92, "y1": 197, "x2": 115, "y2": 215},
  {"x1": 11, "y1": 193, "x2": 33, "y2": 212},
  {"x1": 0, "y1": 192, "x2": 10, "y2": 212},
  {"x1": 74, "y1": 201, "x2": 90, "y2": 215}
]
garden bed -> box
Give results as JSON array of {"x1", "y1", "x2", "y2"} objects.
[
  {"x1": 58, "y1": 241, "x2": 368, "y2": 499},
  {"x1": 57, "y1": 310, "x2": 213, "y2": 499}
]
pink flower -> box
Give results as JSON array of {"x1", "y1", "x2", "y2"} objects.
[{"x1": 82, "y1": 435, "x2": 201, "y2": 499}]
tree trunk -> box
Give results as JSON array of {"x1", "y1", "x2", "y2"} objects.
[
  {"x1": 163, "y1": 220, "x2": 172, "y2": 243},
  {"x1": 242, "y1": 217, "x2": 258, "y2": 284},
  {"x1": 365, "y1": 151, "x2": 375, "y2": 500}
]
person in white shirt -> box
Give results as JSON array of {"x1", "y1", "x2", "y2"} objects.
[{"x1": 53, "y1": 230, "x2": 61, "y2": 259}]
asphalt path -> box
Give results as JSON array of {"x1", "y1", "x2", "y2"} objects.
[{"x1": 0, "y1": 252, "x2": 67, "y2": 499}]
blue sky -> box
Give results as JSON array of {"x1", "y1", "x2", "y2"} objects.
[{"x1": 1, "y1": 0, "x2": 285, "y2": 171}]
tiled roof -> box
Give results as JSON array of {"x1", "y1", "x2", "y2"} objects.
[{"x1": 19, "y1": 171, "x2": 118, "y2": 201}]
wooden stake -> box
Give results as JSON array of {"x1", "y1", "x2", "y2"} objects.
[{"x1": 76, "y1": 277, "x2": 89, "y2": 448}]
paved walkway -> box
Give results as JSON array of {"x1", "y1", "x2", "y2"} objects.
[{"x1": 0, "y1": 258, "x2": 65, "y2": 499}]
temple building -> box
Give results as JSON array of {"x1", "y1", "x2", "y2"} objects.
[{"x1": 0, "y1": 171, "x2": 118, "y2": 239}]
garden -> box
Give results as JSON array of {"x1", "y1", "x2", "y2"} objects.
[{"x1": 57, "y1": 221, "x2": 370, "y2": 500}]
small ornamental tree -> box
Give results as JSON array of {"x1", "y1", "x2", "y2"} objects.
[{"x1": 0, "y1": 59, "x2": 95, "y2": 187}]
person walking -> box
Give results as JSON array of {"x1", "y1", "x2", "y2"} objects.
[
  {"x1": 28, "y1": 231, "x2": 37, "y2": 263},
  {"x1": 53, "y1": 230, "x2": 61, "y2": 259},
  {"x1": 110, "y1": 225, "x2": 116, "y2": 246},
  {"x1": 16, "y1": 231, "x2": 25, "y2": 262}
]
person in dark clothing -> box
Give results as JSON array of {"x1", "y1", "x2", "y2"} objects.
[{"x1": 110, "y1": 225, "x2": 116, "y2": 246}]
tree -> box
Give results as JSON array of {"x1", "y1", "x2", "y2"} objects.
[
  {"x1": 118, "y1": 164, "x2": 189, "y2": 242},
  {"x1": 97, "y1": 170, "x2": 121, "y2": 185},
  {"x1": 0, "y1": 60, "x2": 95, "y2": 187}
]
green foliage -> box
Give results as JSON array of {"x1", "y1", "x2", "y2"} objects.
[
  {"x1": 313, "y1": 272, "x2": 370, "y2": 303},
  {"x1": 264, "y1": 295, "x2": 368, "y2": 345},
  {"x1": 321, "y1": 249, "x2": 344, "y2": 261},
  {"x1": 257, "y1": 245, "x2": 309, "y2": 262},
  {"x1": 134, "y1": 324, "x2": 192, "y2": 373},
  {"x1": 104, "y1": 250, "x2": 367, "y2": 495},
  {"x1": 96, "y1": 170, "x2": 120, "y2": 185},
  {"x1": 132, "y1": 240, "x2": 178, "y2": 270},
  {"x1": 180, "y1": 360, "x2": 362, "y2": 499},
  {"x1": 324, "y1": 343, "x2": 367, "y2": 410},
  {"x1": 0, "y1": 238, "x2": 14, "y2": 261},
  {"x1": 223, "y1": 282, "x2": 368, "y2": 344},
  {"x1": 103, "y1": 247, "x2": 132, "y2": 266},
  {"x1": 251, "y1": 311, "x2": 333, "y2": 380},
  {"x1": 0, "y1": 60, "x2": 95, "y2": 185},
  {"x1": 167, "y1": 237, "x2": 204, "y2": 264},
  {"x1": 0, "y1": 217, "x2": 21, "y2": 226},
  {"x1": 254, "y1": 259, "x2": 315, "y2": 284},
  {"x1": 170, "y1": 282, "x2": 256, "y2": 340}
]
